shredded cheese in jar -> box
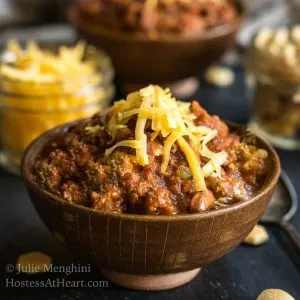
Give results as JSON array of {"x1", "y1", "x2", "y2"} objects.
[{"x1": 0, "y1": 40, "x2": 114, "y2": 170}]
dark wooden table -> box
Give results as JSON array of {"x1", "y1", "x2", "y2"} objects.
[{"x1": 1, "y1": 66, "x2": 300, "y2": 300}]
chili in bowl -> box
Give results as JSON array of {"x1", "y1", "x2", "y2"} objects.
[
  {"x1": 22, "y1": 85, "x2": 280, "y2": 290},
  {"x1": 68, "y1": 1, "x2": 244, "y2": 95}
]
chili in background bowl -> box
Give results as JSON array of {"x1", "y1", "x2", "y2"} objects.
[
  {"x1": 21, "y1": 120, "x2": 280, "y2": 291},
  {"x1": 68, "y1": 1, "x2": 245, "y2": 95}
]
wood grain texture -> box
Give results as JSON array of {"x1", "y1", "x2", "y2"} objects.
[{"x1": 26, "y1": 186, "x2": 278, "y2": 274}]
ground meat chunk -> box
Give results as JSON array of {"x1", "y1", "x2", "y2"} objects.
[
  {"x1": 192, "y1": 101, "x2": 237, "y2": 151},
  {"x1": 90, "y1": 185, "x2": 123, "y2": 212},
  {"x1": 113, "y1": 152, "x2": 136, "y2": 179},
  {"x1": 84, "y1": 161, "x2": 111, "y2": 189},
  {"x1": 145, "y1": 188, "x2": 177, "y2": 215},
  {"x1": 225, "y1": 143, "x2": 268, "y2": 187},
  {"x1": 207, "y1": 175, "x2": 249, "y2": 201},
  {"x1": 65, "y1": 134, "x2": 96, "y2": 168},
  {"x1": 114, "y1": 151, "x2": 178, "y2": 215},
  {"x1": 36, "y1": 161, "x2": 62, "y2": 192},
  {"x1": 241, "y1": 149, "x2": 268, "y2": 175},
  {"x1": 147, "y1": 140, "x2": 163, "y2": 157},
  {"x1": 49, "y1": 150, "x2": 79, "y2": 178},
  {"x1": 61, "y1": 181, "x2": 88, "y2": 206},
  {"x1": 127, "y1": 187, "x2": 178, "y2": 215}
]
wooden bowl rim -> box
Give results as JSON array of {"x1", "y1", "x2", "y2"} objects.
[
  {"x1": 68, "y1": 1, "x2": 246, "y2": 44},
  {"x1": 21, "y1": 119, "x2": 280, "y2": 223}
]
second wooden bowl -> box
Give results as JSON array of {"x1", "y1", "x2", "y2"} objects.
[{"x1": 68, "y1": 3, "x2": 244, "y2": 88}]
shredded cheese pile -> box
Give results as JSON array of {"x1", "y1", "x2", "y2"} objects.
[
  {"x1": 1, "y1": 40, "x2": 97, "y2": 83},
  {"x1": 105, "y1": 85, "x2": 227, "y2": 191}
]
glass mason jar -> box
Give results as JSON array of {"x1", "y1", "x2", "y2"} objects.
[
  {"x1": 246, "y1": 45, "x2": 300, "y2": 150},
  {"x1": 0, "y1": 44, "x2": 115, "y2": 174}
]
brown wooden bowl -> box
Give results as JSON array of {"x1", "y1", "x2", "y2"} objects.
[
  {"x1": 21, "y1": 120, "x2": 280, "y2": 291},
  {"x1": 68, "y1": 3, "x2": 245, "y2": 88}
]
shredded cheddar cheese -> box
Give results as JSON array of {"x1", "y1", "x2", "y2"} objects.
[
  {"x1": 2, "y1": 40, "x2": 98, "y2": 85},
  {"x1": 105, "y1": 85, "x2": 227, "y2": 191},
  {"x1": 177, "y1": 137, "x2": 206, "y2": 191},
  {"x1": 0, "y1": 40, "x2": 114, "y2": 169},
  {"x1": 161, "y1": 131, "x2": 187, "y2": 173}
]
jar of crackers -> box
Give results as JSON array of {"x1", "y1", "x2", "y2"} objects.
[{"x1": 246, "y1": 26, "x2": 300, "y2": 150}]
